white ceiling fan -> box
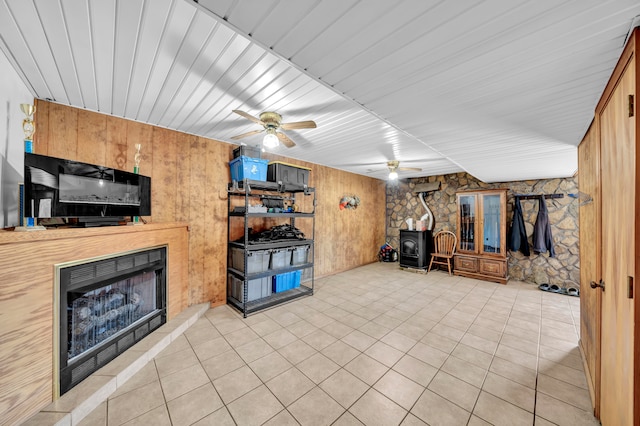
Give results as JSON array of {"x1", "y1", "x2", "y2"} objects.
[
  {"x1": 230, "y1": 110, "x2": 317, "y2": 148},
  {"x1": 385, "y1": 160, "x2": 421, "y2": 180}
]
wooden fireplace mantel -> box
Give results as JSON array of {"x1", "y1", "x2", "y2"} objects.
[{"x1": 0, "y1": 222, "x2": 189, "y2": 426}]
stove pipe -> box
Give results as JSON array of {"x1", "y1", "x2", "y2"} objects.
[{"x1": 412, "y1": 182, "x2": 441, "y2": 231}]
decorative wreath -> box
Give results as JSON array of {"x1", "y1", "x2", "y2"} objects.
[{"x1": 339, "y1": 195, "x2": 360, "y2": 210}]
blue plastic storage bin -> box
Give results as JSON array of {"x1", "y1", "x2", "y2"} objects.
[
  {"x1": 229, "y1": 156, "x2": 269, "y2": 181},
  {"x1": 272, "y1": 270, "x2": 302, "y2": 293}
]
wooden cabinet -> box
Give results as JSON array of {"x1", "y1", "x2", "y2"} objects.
[{"x1": 453, "y1": 189, "x2": 508, "y2": 284}]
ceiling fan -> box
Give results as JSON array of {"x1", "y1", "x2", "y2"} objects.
[
  {"x1": 230, "y1": 110, "x2": 317, "y2": 148},
  {"x1": 385, "y1": 160, "x2": 421, "y2": 180}
]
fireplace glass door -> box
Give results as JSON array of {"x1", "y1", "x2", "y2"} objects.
[
  {"x1": 68, "y1": 270, "x2": 158, "y2": 360},
  {"x1": 58, "y1": 247, "x2": 166, "y2": 395}
]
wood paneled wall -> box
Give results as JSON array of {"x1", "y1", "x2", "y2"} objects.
[{"x1": 32, "y1": 100, "x2": 387, "y2": 306}]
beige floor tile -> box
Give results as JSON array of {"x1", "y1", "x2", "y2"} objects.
[
  {"x1": 380, "y1": 330, "x2": 417, "y2": 352},
  {"x1": 467, "y1": 414, "x2": 493, "y2": 426},
  {"x1": 121, "y1": 405, "x2": 171, "y2": 426},
  {"x1": 212, "y1": 365, "x2": 262, "y2": 404},
  {"x1": 427, "y1": 371, "x2": 480, "y2": 412},
  {"x1": 226, "y1": 385, "x2": 285, "y2": 426},
  {"x1": 77, "y1": 401, "x2": 106, "y2": 426},
  {"x1": 319, "y1": 368, "x2": 369, "y2": 409},
  {"x1": 535, "y1": 392, "x2": 600, "y2": 425},
  {"x1": 460, "y1": 332, "x2": 499, "y2": 354},
  {"x1": 495, "y1": 343, "x2": 538, "y2": 371},
  {"x1": 321, "y1": 340, "x2": 361, "y2": 366},
  {"x1": 341, "y1": 329, "x2": 377, "y2": 352},
  {"x1": 450, "y1": 343, "x2": 493, "y2": 370},
  {"x1": 411, "y1": 389, "x2": 471, "y2": 425},
  {"x1": 407, "y1": 342, "x2": 449, "y2": 369},
  {"x1": 489, "y1": 357, "x2": 537, "y2": 389},
  {"x1": 289, "y1": 386, "x2": 345, "y2": 425},
  {"x1": 400, "y1": 413, "x2": 428, "y2": 425},
  {"x1": 191, "y1": 407, "x2": 236, "y2": 426},
  {"x1": 154, "y1": 347, "x2": 200, "y2": 378},
  {"x1": 184, "y1": 324, "x2": 222, "y2": 346},
  {"x1": 248, "y1": 350, "x2": 293, "y2": 382},
  {"x1": 278, "y1": 339, "x2": 318, "y2": 365},
  {"x1": 333, "y1": 411, "x2": 366, "y2": 426},
  {"x1": 392, "y1": 355, "x2": 438, "y2": 387},
  {"x1": 235, "y1": 337, "x2": 275, "y2": 363},
  {"x1": 266, "y1": 367, "x2": 316, "y2": 406},
  {"x1": 262, "y1": 328, "x2": 300, "y2": 349},
  {"x1": 429, "y1": 323, "x2": 466, "y2": 341},
  {"x1": 537, "y1": 358, "x2": 588, "y2": 390},
  {"x1": 200, "y1": 349, "x2": 245, "y2": 381},
  {"x1": 222, "y1": 327, "x2": 260, "y2": 348},
  {"x1": 213, "y1": 318, "x2": 248, "y2": 335},
  {"x1": 304, "y1": 311, "x2": 336, "y2": 328},
  {"x1": 537, "y1": 373, "x2": 593, "y2": 411},
  {"x1": 155, "y1": 335, "x2": 191, "y2": 359},
  {"x1": 297, "y1": 352, "x2": 341, "y2": 384},
  {"x1": 250, "y1": 318, "x2": 283, "y2": 336},
  {"x1": 159, "y1": 363, "x2": 210, "y2": 402},
  {"x1": 358, "y1": 321, "x2": 392, "y2": 339},
  {"x1": 441, "y1": 356, "x2": 487, "y2": 388},
  {"x1": 109, "y1": 361, "x2": 158, "y2": 398},
  {"x1": 287, "y1": 319, "x2": 319, "y2": 338},
  {"x1": 191, "y1": 336, "x2": 233, "y2": 361},
  {"x1": 499, "y1": 333, "x2": 539, "y2": 355},
  {"x1": 482, "y1": 372, "x2": 535, "y2": 412},
  {"x1": 538, "y1": 345, "x2": 583, "y2": 370},
  {"x1": 107, "y1": 380, "x2": 165, "y2": 426},
  {"x1": 467, "y1": 323, "x2": 503, "y2": 342},
  {"x1": 349, "y1": 388, "x2": 407, "y2": 426},
  {"x1": 420, "y1": 331, "x2": 459, "y2": 354},
  {"x1": 373, "y1": 370, "x2": 425, "y2": 410},
  {"x1": 473, "y1": 391, "x2": 533, "y2": 426},
  {"x1": 341, "y1": 313, "x2": 370, "y2": 329},
  {"x1": 302, "y1": 328, "x2": 338, "y2": 350},
  {"x1": 262, "y1": 409, "x2": 301, "y2": 426},
  {"x1": 344, "y1": 353, "x2": 389, "y2": 385},
  {"x1": 364, "y1": 341, "x2": 404, "y2": 367},
  {"x1": 322, "y1": 320, "x2": 355, "y2": 339}
]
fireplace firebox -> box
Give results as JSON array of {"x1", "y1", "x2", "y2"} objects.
[{"x1": 56, "y1": 247, "x2": 166, "y2": 395}]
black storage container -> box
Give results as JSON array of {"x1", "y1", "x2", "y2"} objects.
[
  {"x1": 267, "y1": 161, "x2": 311, "y2": 186},
  {"x1": 233, "y1": 144, "x2": 261, "y2": 159}
]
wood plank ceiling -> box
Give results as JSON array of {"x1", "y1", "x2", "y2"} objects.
[{"x1": 1, "y1": 0, "x2": 639, "y2": 182}]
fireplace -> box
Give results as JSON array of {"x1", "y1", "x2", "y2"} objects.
[
  {"x1": 56, "y1": 247, "x2": 166, "y2": 396},
  {"x1": 399, "y1": 230, "x2": 433, "y2": 269}
]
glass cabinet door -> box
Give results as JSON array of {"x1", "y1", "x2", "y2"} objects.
[
  {"x1": 458, "y1": 194, "x2": 476, "y2": 252},
  {"x1": 481, "y1": 194, "x2": 502, "y2": 255}
]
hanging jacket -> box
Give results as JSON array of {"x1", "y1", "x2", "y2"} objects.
[
  {"x1": 532, "y1": 195, "x2": 555, "y2": 257},
  {"x1": 508, "y1": 196, "x2": 530, "y2": 256}
]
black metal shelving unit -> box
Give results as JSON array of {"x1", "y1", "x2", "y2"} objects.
[{"x1": 227, "y1": 179, "x2": 315, "y2": 317}]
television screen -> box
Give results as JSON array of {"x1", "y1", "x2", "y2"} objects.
[{"x1": 24, "y1": 153, "x2": 151, "y2": 219}]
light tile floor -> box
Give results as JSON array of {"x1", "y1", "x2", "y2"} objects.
[{"x1": 78, "y1": 263, "x2": 598, "y2": 426}]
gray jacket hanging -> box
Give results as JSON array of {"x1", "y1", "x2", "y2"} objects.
[{"x1": 532, "y1": 195, "x2": 555, "y2": 257}]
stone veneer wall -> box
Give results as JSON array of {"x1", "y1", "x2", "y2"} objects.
[{"x1": 386, "y1": 172, "x2": 580, "y2": 286}]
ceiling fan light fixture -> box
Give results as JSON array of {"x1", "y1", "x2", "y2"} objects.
[
  {"x1": 388, "y1": 171, "x2": 398, "y2": 180},
  {"x1": 263, "y1": 129, "x2": 279, "y2": 148}
]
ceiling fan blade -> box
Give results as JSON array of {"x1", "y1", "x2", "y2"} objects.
[
  {"x1": 280, "y1": 120, "x2": 317, "y2": 130},
  {"x1": 230, "y1": 129, "x2": 264, "y2": 140},
  {"x1": 399, "y1": 167, "x2": 422, "y2": 171},
  {"x1": 276, "y1": 131, "x2": 296, "y2": 148},
  {"x1": 232, "y1": 110, "x2": 263, "y2": 125}
]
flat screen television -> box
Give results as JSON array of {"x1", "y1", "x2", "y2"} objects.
[{"x1": 24, "y1": 153, "x2": 151, "y2": 224}]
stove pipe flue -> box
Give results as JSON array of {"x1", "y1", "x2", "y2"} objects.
[{"x1": 412, "y1": 182, "x2": 441, "y2": 231}]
